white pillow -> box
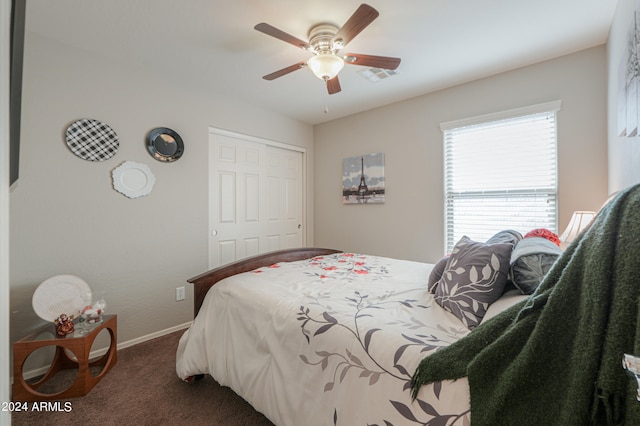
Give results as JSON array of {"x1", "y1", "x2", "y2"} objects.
[{"x1": 480, "y1": 289, "x2": 528, "y2": 324}]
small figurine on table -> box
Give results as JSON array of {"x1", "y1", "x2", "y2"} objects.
[
  {"x1": 81, "y1": 299, "x2": 105, "y2": 324},
  {"x1": 54, "y1": 313, "x2": 75, "y2": 337}
]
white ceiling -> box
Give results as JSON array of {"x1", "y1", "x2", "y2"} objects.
[{"x1": 25, "y1": 0, "x2": 617, "y2": 125}]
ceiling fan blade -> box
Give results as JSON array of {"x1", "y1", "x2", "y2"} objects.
[
  {"x1": 254, "y1": 23, "x2": 311, "y2": 50},
  {"x1": 326, "y1": 76, "x2": 341, "y2": 95},
  {"x1": 344, "y1": 53, "x2": 401, "y2": 70},
  {"x1": 262, "y1": 62, "x2": 307, "y2": 80},
  {"x1": 332, "y1": 4, "x2": 379, "y2": 48}
]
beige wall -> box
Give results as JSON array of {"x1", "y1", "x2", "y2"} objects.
[
  {"x1": 9, "y1": 33, "x2": 314, "y2": 345},
  {"x1": 314, "y1": 46, "x2": 608, "y2": 263},
  {"x1": 607, "y1": 0, "x2": 640, "y2": 193}
]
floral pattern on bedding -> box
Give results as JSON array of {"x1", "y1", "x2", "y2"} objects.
[
  {"x1": 298, "y1": 291, "x2": 469, "y2": 425},
  {"x1": 253, "y1": 253, "x2": 391, "y2": 281},
  {"x1": 270, "y1": 254, "x2": 470, "y2": 425}
]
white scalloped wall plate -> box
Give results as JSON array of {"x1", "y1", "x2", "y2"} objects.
[{"x1": 112, "y1": 161, "x2": 156, "y2": 199}]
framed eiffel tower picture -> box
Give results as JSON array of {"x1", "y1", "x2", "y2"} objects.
[{"x1": 342, "y1": 152, "x2": 385, "y2": 204}]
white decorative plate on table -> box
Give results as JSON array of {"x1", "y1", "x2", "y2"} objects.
[
  {"x1": 32, "y1": 275, "x2": 92, "y2": 322},
  {"x1": 112, "y1": 161, "x2": 156, "y2": 199}
]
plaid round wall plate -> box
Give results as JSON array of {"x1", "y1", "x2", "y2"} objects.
[{"x1": 65, "y1": 118, "x2": 119, "y2": 161}]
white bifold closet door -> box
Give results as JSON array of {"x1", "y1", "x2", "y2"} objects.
[{"x1": 208, "y1": 129, "x2": 304, "y2": 268}]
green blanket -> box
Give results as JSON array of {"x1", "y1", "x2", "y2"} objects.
[{"x1": 411, "y1": 183, "x2": 640, "y2": 425}]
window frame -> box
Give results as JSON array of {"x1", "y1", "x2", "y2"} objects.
[{"x1": 440, "y1": 101, "x2": 561, "y2": 253}]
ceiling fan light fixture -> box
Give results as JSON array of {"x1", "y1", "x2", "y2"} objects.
[{"x1": 307, "y1": 53, "x2": 345, "y2": 81}]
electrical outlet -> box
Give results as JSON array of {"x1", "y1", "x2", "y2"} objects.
[{"x1": 175, "y1": 286, "x2": 185, "y2": 302}]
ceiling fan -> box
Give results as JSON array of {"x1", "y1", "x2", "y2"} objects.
[{"x1": 254, "y1": 3, "x2": 401, "y2": 95}]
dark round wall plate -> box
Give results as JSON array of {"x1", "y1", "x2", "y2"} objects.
[{"x1": 146, "y1": 127, "x2": 184, "y2": 162}]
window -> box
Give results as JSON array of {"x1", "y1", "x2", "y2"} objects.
[{"x1": 441, "y1": 101, "x2": 560, "y2": 253}]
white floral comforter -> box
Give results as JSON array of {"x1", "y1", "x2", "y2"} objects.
[{"x1": 176, "y1": 253, "x2": 475, "y2": 426}]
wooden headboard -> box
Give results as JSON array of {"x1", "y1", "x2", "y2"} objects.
[{"x1": 188, "y1": 247, "x2": 342, "y2": 316}]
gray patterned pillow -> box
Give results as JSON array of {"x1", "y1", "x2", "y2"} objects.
[
  {"x1": 486, "y1": 229, "x2": 523, "y2": 284},
  {"x1": 486, "y1": 229, "x2": 523, "y2": 246},
  {"x1": 510, "y1": 237, "x2": 562, "y2": 294},
  {"x1": 434, "y1": 236, "x2": 513, "y2": 329},
  {"x1": 427, "y1": 256, "x2": 449, "y2": 293}
]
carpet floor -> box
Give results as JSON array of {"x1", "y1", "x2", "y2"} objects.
[{"x1": 12, "y1": 329, "x2": 274, "y2": 426}]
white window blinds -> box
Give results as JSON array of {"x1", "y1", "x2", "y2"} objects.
[{"x1": 442, "y1": 102, "x2": 559, "y2": 254}]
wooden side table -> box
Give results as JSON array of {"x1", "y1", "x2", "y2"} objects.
[{"x1": 13, "y1": 314, "x2": 117, "y2": 402}]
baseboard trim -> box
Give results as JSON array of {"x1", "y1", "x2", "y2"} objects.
[
  {"x1": 116, "y1": 321, "x2": 192, "y2": 351},
  {"x1": 19, "y1": 321, "x2": 193, "y2": 381}
]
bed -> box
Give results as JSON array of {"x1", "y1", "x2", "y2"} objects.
[{"x1": 176, "y1": 246, "x2": 532, "y2": 425}]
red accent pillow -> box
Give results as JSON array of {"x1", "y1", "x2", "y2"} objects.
[{"x1": 524, "y1": 228, "x2": 561, "y2": 247}]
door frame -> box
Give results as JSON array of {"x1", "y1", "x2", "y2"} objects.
[{"x1": 208, "y1": 127, "x2": 308, "y2": 268}]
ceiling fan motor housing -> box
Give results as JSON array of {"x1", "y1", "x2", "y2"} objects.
[{"x1": 308, "y1": 24, "x2": 340, "y2": 53}]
